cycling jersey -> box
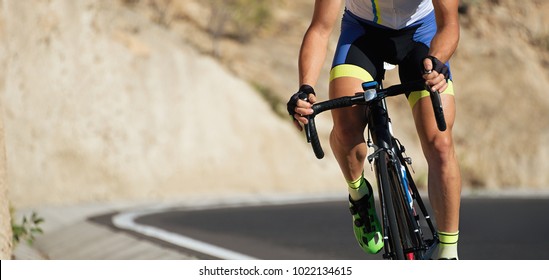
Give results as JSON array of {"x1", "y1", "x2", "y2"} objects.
[{"x1": 346, "y1": 0, "x2": 434, "y2": 29}]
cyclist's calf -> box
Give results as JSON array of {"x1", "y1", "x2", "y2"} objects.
[{"x1": 329, "y1": 122, "x2": 369, "y2": 181}]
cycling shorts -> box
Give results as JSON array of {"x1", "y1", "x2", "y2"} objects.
[{"x1": 330, "y1": 9, "x2": 454, "y2": 108}]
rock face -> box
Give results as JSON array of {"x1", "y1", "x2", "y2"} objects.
[{"x1": 1, "y1": 0, "x2": 342, "y2": 207}]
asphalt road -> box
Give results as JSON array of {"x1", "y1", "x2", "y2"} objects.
[{"x1": 129, "y1": 197, "x2": 549, "y2": 260}]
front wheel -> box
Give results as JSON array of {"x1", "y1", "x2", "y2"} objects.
[
  {"x1": 388, "y1": 158, "x2": 423, "y2": 260},
  {"x1": 376, "y1": 152, "x2": 405, "y2": 260}
]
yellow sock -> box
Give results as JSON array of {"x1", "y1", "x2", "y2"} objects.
[
  {"x1": 436, "y1": 231, "x2": 459, "y2": 260},
  {"x1": 347, "y1": 172, "x2": 370, "y2": 201}
]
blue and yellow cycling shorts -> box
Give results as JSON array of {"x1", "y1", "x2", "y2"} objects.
[{"x1": 330, "y1": 9, "x2": 454, "y2": 108}]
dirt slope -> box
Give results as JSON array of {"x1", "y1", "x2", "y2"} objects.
[
  {"x1": 1, "y1": 0, "x2": 343, "y2": 208},
  {"x1": 147, "y1": 0, "x2": 549, "y2": 190}
]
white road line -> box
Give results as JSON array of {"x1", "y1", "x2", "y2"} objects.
[
  {"x1": 112, "y1": 210, "x2": 257, "y2": 260},
  {"x1": 110, "y1": 193, "x2": 347, "y2": 260}
]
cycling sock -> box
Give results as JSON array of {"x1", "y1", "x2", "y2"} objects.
[
  {"x1": 436, "y1": 231, "x2": 459, "y2": 260},
  {"x1": 347, "y1": 173, "x2": 370, "y2": 201}
]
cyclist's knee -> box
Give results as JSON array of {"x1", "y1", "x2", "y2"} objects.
[
  {"x1": 330, "y1": 103, "x2": 367, "y2": 149},
  {"x1": 331, "y1": 123, "x2": 365, "y2": 148},
  {"x1": 424, "y1": 134, "x2": 455, "y2": 165}
]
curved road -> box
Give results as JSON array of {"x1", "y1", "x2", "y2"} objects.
[{"x1": 104, "y1": 196, "x2": 549, "y2": 260}]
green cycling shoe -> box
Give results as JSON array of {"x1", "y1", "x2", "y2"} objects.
[{"x1": 348, "y1": 186, "x2": 383, "y2": 254}]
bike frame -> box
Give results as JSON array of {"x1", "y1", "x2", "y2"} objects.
[
  {"x1": 304, "y1": 80, "x2": 444, "y2": 260},
  {"x1": 366, "y1": 85, "x2": 438, "y2": 259}
]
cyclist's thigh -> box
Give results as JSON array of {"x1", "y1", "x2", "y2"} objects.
[
  {"x1": 412, "y1": 93, "x2": 457, "y2": 139},
  {"x1": 329, "y1": 77, "x2": 369, "y2": 132},
  {"x1": 330, "y1": 11, "x2": 385, "y2": 129},
  {"x1": 403, "y1": 44, "x2": 457, "y2": 138},
  {"x1": 331, "y1": 10, "x2": 385, "y2": 85},
  {"x1": 398, "y1": 12, "x2": 455, "y2": 109},
  {"x1": 406, "y1": 43, "x2": 457, "y2": 146}
]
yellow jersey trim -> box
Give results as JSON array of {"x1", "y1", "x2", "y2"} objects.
[
  {"x1": 330, "y1": 64, "x2": 374, "y2": 82},
  {"x1": 408, "y1": 80, "x2": 454, "y2": 108}
]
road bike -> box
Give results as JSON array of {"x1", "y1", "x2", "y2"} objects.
[{"x1": 303, "y1": 80, "x2": 446, "y2": 260}]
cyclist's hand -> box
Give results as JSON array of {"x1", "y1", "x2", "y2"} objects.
[
  {"x1": 422, "y1": 55, "x2": 450, "y2": 93},
  {"x1": 286, "y1": 84, "x2": 317, "y2": 131}
]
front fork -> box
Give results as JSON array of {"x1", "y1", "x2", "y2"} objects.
[{"x1": 367, "y1": 134, "x2": 432, "y2": 259}]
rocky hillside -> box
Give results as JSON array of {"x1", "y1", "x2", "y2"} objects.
[
  {"x1": 451, "y1": 0, "x2": 549, "y2": 188},
  {"x1": 1, "y1": 0, "x2": 548, "y2": 208},
  {"x1": 128, "y1": 0, "x2": 549, "y2": 190}
]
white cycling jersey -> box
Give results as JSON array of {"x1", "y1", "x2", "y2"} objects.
[{"x1": 345, "y1": 0, "x2": 434, "y2": 29}]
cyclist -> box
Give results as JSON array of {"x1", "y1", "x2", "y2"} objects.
[{"x1": 287, "y1": 0, "x2": 461, "y2": 259}]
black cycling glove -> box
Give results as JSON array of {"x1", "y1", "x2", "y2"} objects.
[
  {"x1": 286, "y1": 84, "x2": 315, "y2": 119},
  {"x1": 425, "y1": 55, "x2": 450, "y2": 80}
]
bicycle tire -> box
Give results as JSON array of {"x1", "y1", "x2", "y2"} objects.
[
  {"x1": 387, "y1": 159, "x2": 422, "y2": 259},
  {"x1": 394, "y1": 139, "x2": 439, "y2": 259},
  {"x1": 376, "y1": 151, "x2": 405, "y2": 260}
]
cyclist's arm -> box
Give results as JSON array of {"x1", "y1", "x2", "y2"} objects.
[
  {"x1": 298, "y1": 0, "x2": 343, "y2": 88},
  {"x1": 423, "y1": 0, "x2": 460, "y2": 92},
  {"x1": 429, "y1": 0, "x2": 460, "y2": 63}
]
